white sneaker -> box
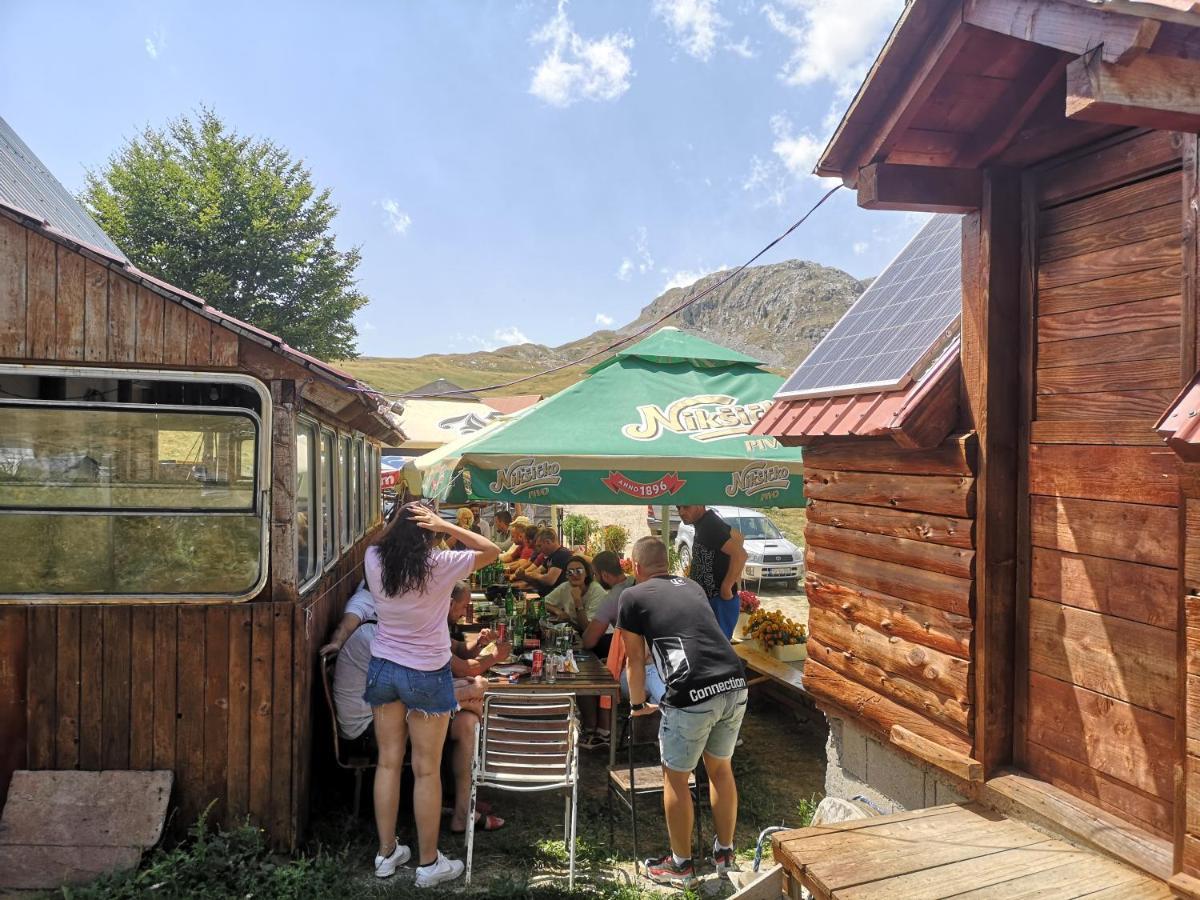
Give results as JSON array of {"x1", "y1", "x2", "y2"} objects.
[
  {"x1": 374, "y1": 839, "x2": 411, "y2": 878},
  {"x1": 414, "y1": 850, "x2": 465, "y2": 888}
]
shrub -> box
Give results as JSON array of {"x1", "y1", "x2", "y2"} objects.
[
  {"x1": 600, "y1": 523, "x2": 629, "y2": 555},
  {"x1": 561, "y1": 513, "x2": 597, "y2": 547}
]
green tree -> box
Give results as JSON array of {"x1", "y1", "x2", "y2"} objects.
[{"x1": 82, "y1": 108, "x2": 367, "y2": 359}]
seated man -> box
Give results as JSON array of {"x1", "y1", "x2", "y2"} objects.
[
  {"x1": 583, "y1": 551, "x2": 666, "y2": 705},
  {"x1": 513, "y1": 527, "x2": 571, "y2": 597},
  {"x1": 322, "y1": 581, "x2": 509, "y2": 833}
]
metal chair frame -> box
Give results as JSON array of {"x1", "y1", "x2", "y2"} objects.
[
  {"x1": 319, "y1": 651, "x2": 375, "y2": 818},
  {"x1": 466, "y1": 692, "x2": 580, "y2": 888},
  {"x1": 607, "y1": 703, "x2": 706, "y2": 873}
]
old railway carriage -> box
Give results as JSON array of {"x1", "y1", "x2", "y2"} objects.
[
  {"x1": 0, "y1": 117, "x2": 402, "y2": 848},
  {"x1": 752, "y1": 0, "x2": 1200, "y2": 893}
]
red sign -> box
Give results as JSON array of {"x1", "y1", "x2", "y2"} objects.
[
  {"x1": 601, "y1": 471, "x2": 687, "y2": 499},
  {"x1": 381, "y1": 468, "x2": 399, "y2": 490}
]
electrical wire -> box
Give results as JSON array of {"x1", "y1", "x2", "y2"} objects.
[{"x1": 366, "y1": 183, "x2": 844, "y2": 401}]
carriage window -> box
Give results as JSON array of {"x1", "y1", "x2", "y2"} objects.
[
  {"x1": 339, "y1": 434, "x2": 352, "y2": 550},
  {"x1": 320, "y1": 428, "x2": 336, "y2": 569},
  {"x1": 350, "y1": 439, "x2": 362, "y2": 540},
  {"x1": 296, "y1": 421, "x2": 318, "y2": 586},
  {"x1": 0, "y1": 368, "x2": 266, "y2": 599}
]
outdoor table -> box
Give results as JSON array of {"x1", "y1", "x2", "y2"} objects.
[{"x1": 486, "y1": 651, "x2": 621, "y2": 767}]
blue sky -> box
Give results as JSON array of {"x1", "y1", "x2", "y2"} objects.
[{"x1": 0, "y1": 0, "x2": 922, "y2": 359}]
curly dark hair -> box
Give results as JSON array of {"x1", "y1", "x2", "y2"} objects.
[
  {"x1": 373, "y1": 501, "x2": 439, "y2": 596},
  {"x1": 566, "y1": 555, "x2": 594, "y2": 588}
]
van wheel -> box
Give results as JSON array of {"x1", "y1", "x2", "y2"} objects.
[{"x1": 677, "y1": 545, "x2": 691, "y2": 576}]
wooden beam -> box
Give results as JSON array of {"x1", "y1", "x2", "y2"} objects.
[
  {"x1": 890, "y1": 724, "x2": 984, "y2": 783},
  {"x1": 1067, "y1": 49, "x2": 1200, "y2": 133},
  {"x1": 858, "y1": 164, "x2": 982, "y2": 213},
  {"x1": 961, "y1": 170, "x2": 1022, "y2": 777},
  {"x1": 964, "y1": 0, "x2": 1163, "y2": 64},
  {"x1": 955, "y1": 51, "x2": 1071, "y2": 168}
]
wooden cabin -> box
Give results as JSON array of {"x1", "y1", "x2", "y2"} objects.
[
  {"x1": 753, "y1": 0, "x2": 1200, "y2": 893},
  {"x1": 0, "y1": 116, "x2": 403, "y2": 848}
]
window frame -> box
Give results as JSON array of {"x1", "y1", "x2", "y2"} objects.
[
  {"x1": 319, "y1": 426, "x2": 338, "y2": 574},
  {"x1": 296, "y1": 416, "x2": 320, "y2": 592},
  {"x1": 339, "y1": 433, "x2": 352, "y2": 551},
  {"x1": 0, "y1": 364, "x2": 271, "y2": 604},
  {"x1": 353, "y1": 436, "x2": 365, "y2": 539}
]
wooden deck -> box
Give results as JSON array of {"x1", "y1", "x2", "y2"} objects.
[{"x1": 771, "y1": 803, "x2": 1172, "y2": 899}]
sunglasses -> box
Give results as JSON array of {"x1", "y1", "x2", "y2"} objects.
[{"x1": 565, "y1": 567, "x2": 586, "y2": 576}]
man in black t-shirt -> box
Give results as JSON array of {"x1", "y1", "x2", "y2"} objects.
[
  {"x1": 516, "y1": 527, "x2": 571, "y2": 597},
  {"x1": 678, "y1": 505, "x2": 748, "y2": 639},
  {"x1": 618, "y1": 536, "x2": 748, "y2": 886}
]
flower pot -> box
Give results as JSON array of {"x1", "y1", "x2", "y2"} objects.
[
  {"x1": 770, "y1": 642, "x2": 807, "y2": 662},
  {"x1": 733, "y1": 612, "x2": 751, "y2": 641}
]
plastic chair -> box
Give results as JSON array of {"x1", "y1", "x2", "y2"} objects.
[
  {"x1": 466, "y1": 692, "x2": 580, "y2": 888},
  {"x1": 607, "y1": 705, "x2": 706, "y2": 873},
  {"x1": 319, "y1": 651, "x2": 375, "y2": 817}
]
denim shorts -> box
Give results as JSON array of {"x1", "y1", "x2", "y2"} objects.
[
  {"x1": 363, "y1": 657, "x2": 458, "y2": 715},
  {"x1": 660, "y1": 689, "x2": 748, "y2": 772}
]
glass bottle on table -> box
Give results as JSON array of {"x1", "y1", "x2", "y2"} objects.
[{"x1": 504, "y1": 588, "x2": 515, "y2": 619}]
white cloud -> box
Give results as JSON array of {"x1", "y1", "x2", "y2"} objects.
[
  {"x1": 361, "y1": 320, "x2": 378, "y2": 331},
  {"x1": 530, "y1": 1, "x2": 634, "y2": 107},
  {"x1": 616, "y1": 226, "x2": 655, "y2": 280},
  {"x1": 494, "y1": 326, "x2": 530, "y2": 345},
  {"x1": 595, "y1": 312, "x2": 615, "y2": 327},
  {"x1": 662, "y1": 268, "x2": 712, "y2": 292},
  {"x1": 378, "y1": 199, "x2": 412, "y2": 236},
  {"x1": 853, "y1": 241, "x2": 869, "y2": 255},
  {"x1": 761, "y1": 0, "x2": 901, "y2": 96},
  {"x1": 742, "y1": 154, "x2": 787, "y2": 208},
  {"x1": 726, "y1": 36, "x2": 756, "y2": 58},
  {"x1": 144, "y1": 30, "x2": 165, "y2": 60},
  {"x1": 654, "y1": 0, "x2": 727, "y2": 61},
  {"x1": 769, "y1": 114, "x2": 825, "y2": 178}
]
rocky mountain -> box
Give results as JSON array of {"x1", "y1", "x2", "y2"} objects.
[{"x1": 339, "y1": 259, "x2": 869, "y2": 396}]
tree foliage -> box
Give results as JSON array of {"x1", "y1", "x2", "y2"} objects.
[{"x1": 83, "y1": 108, "x2": 366, "y2": 359}]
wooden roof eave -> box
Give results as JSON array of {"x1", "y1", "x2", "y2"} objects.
[{"x1": 817, "y1": 0, "x2": 1178, "y2": 190}]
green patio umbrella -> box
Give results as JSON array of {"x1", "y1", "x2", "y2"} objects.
[{"x1": 406, "y1": 327, "x2": 805, "y2": 507}]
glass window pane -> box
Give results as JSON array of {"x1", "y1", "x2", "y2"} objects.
[
  {"x1": 297, "y1": 424, "x2": 316, "y2": 582},
  {"x1": 339, "y1": 435, "x2": 351, "y2": 548},
  {"x1": 0, "y1": 512, "x2": 261, "y2": 595},
  {"x1": 0, "y1": 406, "x2": 257, "y2": 511},
  {"x1": 320, "y1": 430, "x2": 335, "y2": 567},
  {"x1": 352, "y1": 437, "x2": 363, "y2": 537}
]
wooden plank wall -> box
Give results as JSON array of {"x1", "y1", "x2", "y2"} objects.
[
  {"x1": 1021, "y1": 131, "x2": 1183, "y2": 841},
  {"x1": 801, "y1": 436, "x2": 978, "y2": 761},
  {"x1": 0, "y1": 214, "x2": 237, "y2": 367}
]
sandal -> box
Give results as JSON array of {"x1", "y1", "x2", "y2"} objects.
[
  {"x1": 579, "y1": 730, "x2": 610, "y2": 750},
  {"x1": 451, "y1": 811, "x2": 506, "y2": 834}
]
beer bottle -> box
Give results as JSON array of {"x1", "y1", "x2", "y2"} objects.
[{"x1": 504, "y1": 589, "x2": 515, "y2": 618}]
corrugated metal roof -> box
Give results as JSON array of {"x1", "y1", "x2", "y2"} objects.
[
  {"x1": 753, "y1": 341, "x2": 959, "y2": 445},
  {"x1": 0, "y1": 116, "x2": 127, "y2": 263}
]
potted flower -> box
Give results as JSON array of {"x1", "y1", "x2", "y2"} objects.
[
  {"x1": 733, "y1": 590, "x2": 760, "y2": 640},
  {"x1": 746, "y1": 609, "x2": 808, "y2": 662}
]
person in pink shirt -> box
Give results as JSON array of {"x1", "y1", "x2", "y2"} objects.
[{"x1": 363, "y1": 500, "x2": 499, "y2": 888}]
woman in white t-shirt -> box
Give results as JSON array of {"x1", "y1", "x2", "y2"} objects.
[{"x1": 363, "y1": 501, "x2": 498, "y2": 887}]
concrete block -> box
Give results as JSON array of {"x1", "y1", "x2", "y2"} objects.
[
  {"x1": 837, "y1": 718, "x2": 868, "y2": 780},
  {"x1": 864, "y1": 736, "x2": 926, "y2": 811},
  {"x1": 0, "y1": 769, "x2": 172, "y2": 891}
]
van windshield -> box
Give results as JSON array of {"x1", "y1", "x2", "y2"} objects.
[{"x1": 725, "y1": 515, "x2": 783, "y2": 541}]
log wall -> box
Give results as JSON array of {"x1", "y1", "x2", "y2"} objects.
[{"x1": 802, "y1": 435, "x2": 978, "y2": 760}]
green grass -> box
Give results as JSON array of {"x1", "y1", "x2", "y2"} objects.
[{"x1": 767, "y1": 507, "x2": 807, "y2": 547}]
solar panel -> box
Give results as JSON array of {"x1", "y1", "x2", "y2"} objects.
[{"x1": 775, "y1": 214, "x2": 961, "y2": 399}]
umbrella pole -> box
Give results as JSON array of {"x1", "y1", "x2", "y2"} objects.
[{"x1": 659, "y1": 504, "x2": 671, "y2": 557}]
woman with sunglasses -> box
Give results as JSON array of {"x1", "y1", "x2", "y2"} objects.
[
  {"x1": 544, "y1": 554, "x2": 607, "y2": 632},
  {"x1": 544, "y1": 554, "x2": 610, "y2": 748},
  {"x1": 363, "y1": 501, "x2": 499, "y2": 887}
]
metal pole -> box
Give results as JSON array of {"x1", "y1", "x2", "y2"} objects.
[{"x1": 659, "y1": 503, "x2": 670, "y2": 555}]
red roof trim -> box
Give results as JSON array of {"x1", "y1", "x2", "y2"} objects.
[{"x1": 754, "y1": 340, "x2": 960, "y2": 448}]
